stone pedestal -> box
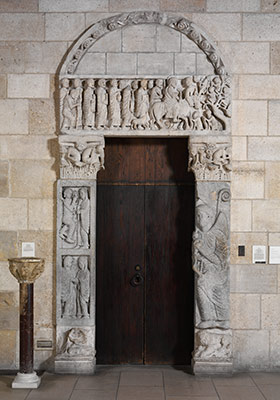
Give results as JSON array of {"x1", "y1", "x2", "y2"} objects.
[{"x1": 8, "y1": 257, "x2": 45, "y2": 389}]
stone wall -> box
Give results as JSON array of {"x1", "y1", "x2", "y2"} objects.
[{"x1": 0, "y1": 0, "x2": 280, "y2": 371}]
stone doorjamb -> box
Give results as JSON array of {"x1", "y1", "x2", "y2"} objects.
[{"x1": 55, "y1": 11, "x2": 232, "y2": 375}]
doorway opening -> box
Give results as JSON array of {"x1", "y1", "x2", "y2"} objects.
[{"x1": 96, "y1": 138, "x2": 195, "y2": 365}]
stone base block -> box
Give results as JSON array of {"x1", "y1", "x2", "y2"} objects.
[
  {"x1": 192, "y1": 360, "x2": 233, "y2": 375},
  {"x1": 54, "y1": 357, "x2": 96, "y2": 374},
  {"x1": 12, "y1": 372, "x2": 41, "y2": 389}
]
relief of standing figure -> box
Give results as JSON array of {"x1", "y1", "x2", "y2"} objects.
[
  {"x1": 108, "y1": 79, "x2": 121, "y2": 128},
  {"x1": 77, "y1": 188, "x2": 90, "y2": 249},
  {"x1": 121, "y1": 80, "x2": 132, "y2": 128},
  {"x1": 61, "y1": 256, "x2": 78, "y2": 318},
  {"x1": 96, "y1": 79, "x2": 108, "y2": 129},
  {"x1": 60, "y1": 78, "x2": 70, "y2": 128},
  {"x1": 83, "y1": 78, "x2": 96, "y2": 130},
  {"x1": 164, "y1": 77, "x2": 180, "y2": 122},
  {"x1": 70, "y1": 78, "x2": 83, "y2": 129},
  {"x1": 76, "y1": 256, "x2": 90, "y2": 318},
  {"x1": 59, "y1": 188, "x2": 77, "y2": 244},
  {"x1": 132, "y1": 79, "x2": 150, "y2": 129}
]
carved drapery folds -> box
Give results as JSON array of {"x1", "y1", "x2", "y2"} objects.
[
  {"x1": 59, "y1": 135, "x2": 104, "y2": 179},
  {"x1": 188, "y1": 136, "x2": 232, "y2": 181},
  {"x1": 60, "y1": 76, "x2": 231, "y2": 133}
]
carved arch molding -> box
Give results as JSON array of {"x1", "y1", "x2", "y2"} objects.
[{"x1": 55, "y1": 11, "x2": 232, "y2": 375}]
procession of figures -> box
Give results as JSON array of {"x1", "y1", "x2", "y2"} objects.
[
  {"x1": 59, "y1": 187, "x2": 90, "y2": 249},
  {"x1": 60, "y1": 76, "x2": 231, "y2": 132},
  {"x1": 61, "y1": 255, "x2": 90, "y2": 319}
]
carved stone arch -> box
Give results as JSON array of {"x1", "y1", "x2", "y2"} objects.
[
  {"x1": 56, "y1": 11, "x2": 232, "y2": 376},
  {"x1": 59, "y1": 11, "x2": 228, "y2": 77}
]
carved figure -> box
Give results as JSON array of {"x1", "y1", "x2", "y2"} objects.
[
  {"x1": 96, "y1": 79, "x2": 108, "y2": 129},
  {"x1": 83, "y1": 78, "x2": 96, "y2": 129},
  {"x1": 194, "y1": 329, "x2": 232, "y2": 361},
  {"x1": 108, "y1": 79, "x2": 121, "y2": 128},
  {"x1": 61, "y1": 256, "x2": 77, "y2": 318},
  {"x1": 192, "y1": 190, "x2": 230, "y2": 329},
  {"x1": 76, "y1": 256, "x2": 90, "y2": 318},
  {"x1": 59, "y1": 188, "x2": 77, "y2": 244},
  {"x1": 132, "y1": 79, "x2": 150, "y2": 129},
  {"x1": 70, "y1": 78, "x2": 83, "y2": 129},
  {"x1": 60, "y1": 328, "x2": 92, "y2": 356},
  {"x1": 130, "y1": 80, "x2": 139, "y2": 117},
  {"x1": 62, "y1": 90, "x2": 77, "y2": 130},
  {"x1": 60, "y1": 78, "x2": 70, "y2": 128},
  {"x1": 164, "y1": 77, "x2": 180, "y2": 122},
  {"x1": 121, "y1": 80, "x2": 132, "y2": 128},
  {"x1": 77, "y1": 188, "x2": 90, "y2": 248}
]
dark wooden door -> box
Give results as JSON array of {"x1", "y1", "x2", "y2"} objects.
[{"x1": 96, "y1": 139, "x2": 195, "y2": 365}]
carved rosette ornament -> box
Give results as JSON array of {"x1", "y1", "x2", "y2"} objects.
[{"x1": 9, "y1": 258, "x2": 45, "y2": 283}]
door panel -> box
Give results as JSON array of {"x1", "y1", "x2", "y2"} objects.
[
  {"x1": 96, "y1": 185, "x2": 145, "y2": 364},
  {"x1": 145, "y1": 185, "x2": 194, "y2": 364}
]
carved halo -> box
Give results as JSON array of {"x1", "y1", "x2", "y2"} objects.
[{"x1": 59, "y1": 11, "x2": 228, "y2": 77}]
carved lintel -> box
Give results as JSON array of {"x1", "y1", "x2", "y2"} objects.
[
  {"x1": 59, "y1": 135, "x2": 105, "y2": 180},
  {"x1": 193, "y1": 328, "x2": 232, "y2": 363},
  {"x1": 188, "y1": 136, "x2": 232, "y2": 181},
  {"x1": 59, "y1": 76, "x2": 231, "y2": 134}
]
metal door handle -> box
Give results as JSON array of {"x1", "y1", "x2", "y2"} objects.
[{"x1": 130, "y1": 273, "x2": 144, "y2": 287}]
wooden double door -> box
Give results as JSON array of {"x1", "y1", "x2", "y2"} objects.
[{"x1": 96, "y1": 138, "x2": 195, "y2": 365}]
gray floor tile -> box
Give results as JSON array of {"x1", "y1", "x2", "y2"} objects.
[
  {"x1": 119, "y1": 370, "x2": 163, "y2": 386},
  {"x1": 75, "y1": 371, "x2": 120, "y2": 390},
  {"x1": 25, "y1": 373, "x2": 78, "y2": 400},
  {"x1": 213, "y1": 373, "x2": 255, "y2": 387},
  {"x1": 166, "y1": 397, "x2": 219, "y2": 400},
  {"x1": 0, "y1": 376, "x2": 30, "y2": 399},
  {"x1": 164, "y1": 370, "x2": 210, "y2": 386},
  {"x1": 165, "y1": 381, "x2": 217, "y2": 397},
  {"x1": 216, "y1": 385, "x2": 266, "y2": 400},
  {"x1": 250, "y1": 372, "x2": 280, "y2": 385},
  {"x1": 117, "y1": 385, "x2": 165, "y2": 400},
  {"x1": 70, "y1": 389, "x2": 117, "y2": 400},
  {"x1": 257, "y1": 384, "x2": 280, "y2": 400}
]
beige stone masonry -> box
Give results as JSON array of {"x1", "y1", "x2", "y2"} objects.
[
  {"x1": 0, "y1": 136, "x2": 54, "y2": 160},
  {"x1": 181, "y1": 35, "x2": 202, "y2": 53},
  {"x1": 24, "y1": 42, "x2": 68, "y2": 74},
  {"x1": 8, "y1": 74, "x2": 50, "y2": 99},
  {"x1": 88, "y1": 30, "x2": 121, "y2": 53},
  {"x1": 248, "y1": 138, "x2": 280, "y2": 160},
  {"x1": 34, "y1": 288, "x2": 53, "y2": 326},
  {"x1": 18, "y1": 231, "x2": 54, "y2": 263},
  {"x1": 0, "y1": 330, "x2": 17, "y2": 368},
  {"x1": 29, "y1": 99, "x2": 56, "y2": 136},
  {"x1": 271, "y1": 42, "x2": 280, "y2": 74},
  {"x1": 45, "y1": 13, "x2": 86, "y2": 41},
  {"x1": 138, "y1": 53, "x2": 174, "y2": 75},
  {"x1": 156, "y1": 26, "x2": 181, "y2": 52},
  {"x1": 0, "y1": 199, "x2": 27, "y2": 230},
  {"x1": 0, "y1": 231, "x2": 17, "y2": 261},
  {"x1": 230, "y1": 232, "x2": 267, "y2": 265},
  {"x1": 196, "y1": 54, "x2": 214, "y2": 75},
  {"x1": 0, "y1": 42, "x2": 24, "y2": 74},
  {"x1": 219, "y1": 42, "x2": 269, "y2": 74},
  {"x1": 192, "y1": 13, "x2": 242, "y2": 41},
  {"x1": 268, "y1": 101, "x2": 280, "y2": 136},
  {"x1": 39, "y1": 0, "x2": 108, "y2": 12},
  {"x1": 253, "y1": 200, "x2": 280, "y2": 231},
  {"x1": 109, "y1": 0, "x2": 160, "y2": 12},
  {"x1": 231, "y1": 294, "x2": 261, "y2": 330},
  {"x1": 0, "y1": 292, "x2": 18, "y2": 330},
  {"x1": 0, "y1": 263, "x2": 18, "y2": 291},
  {"x1": 265, "y1": 162, "x2": 280, "y2": 199},
  {"x1": 232, "y1": 137, "x2": 247, "y2": 161},
  {"x1": 107, "y1": 53, "x2": 137, "y2": 75},
  {"x1": 0, "y1": 75, "x2": 6, "y2": 99},
  {"x1": 269, "y1": 233, "x2": 280, "y2": 246},
  {"x1": 0, "y1": 13, "x2": 44, "y2": 41},
  {"x1": 175, "y1": 53, "x2": 196, "y2": 75},
  {"x1": 230, "y1": 265, "x2": 277, "y2": 294},
  {"x1": 262, "y1": 295, "x2": 280, "y2": 329},
  {"x1": 207, "y1": 0, "x2": 260, "y2": 12},
  {"x1": 160, "y1": 0, "x2": 206, "y2": 11},
  {"x1": 75, "y1": 53, "x2": 106, "y2": 75},
  {"x1": 85, "y1": 13, "x2": 117, "y2": 27},
  {"x1": 0, "y1": 161, "x2": 9, "y2": 197},
  {"x1": 10, "y1": 160, "x2": 56, "y2": 199},
  {"x1": 239, "y1": 75, "x2": 280, "y2": 100},
  {"x1": 231, "y1": 162, "x2": 264, "y2": 199},
  {"x1": 243, "y1": 14, "x2": 280, "y2": 41},
  {"x1": 122, "y1": 25, "x2": 156, "y2": 52},
  {"x1": 29, "y1": 199, "x2": 53, "y2": 231},
  {"x1": 0, "y1": 0, "x2": 38, "y2": 12},
  {"x1": 231, "y1": 200, "x2": 252, "y2": 231},
  {"x1": 233, "y1": 330, "x2": 269, "y2": 370},
  {"x1": 0, "y1": 99, "x2": 28, "y2": 134},
  {"x1": 270, "y1": 330, "x2": 280, "y2": 368},
  {"x1": 261, "y1": 0, "x2": 280, "y2": 11}
]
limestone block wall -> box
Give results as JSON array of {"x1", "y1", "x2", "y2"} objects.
[{"x1": 0, "y1": 0, "x2": 280, "y2": 371}]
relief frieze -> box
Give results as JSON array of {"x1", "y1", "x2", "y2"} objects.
[{"x1": 60, "y1": 76, "x2": 231, "y2": 134}]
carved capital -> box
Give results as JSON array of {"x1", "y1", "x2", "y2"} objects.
[
  {"x1": 188, "y1": 136, "x2": 232, "y2": 181},
  {"x1": 59, "y1": 135, "x2": 105, "y2": 180},
  {"x1": 8, "y1": 258, "x2": 45, "y2": 284}
]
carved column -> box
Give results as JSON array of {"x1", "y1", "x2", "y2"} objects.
[
  {"x1": 8, "y1": 258, "x2": 45, "y2": 388},
  {"x1": 188, "y1": 135, "x2": 232, "y2": 374},
  {"x1": 55, "y1": 135, "x2": 104, "y2": 374}
]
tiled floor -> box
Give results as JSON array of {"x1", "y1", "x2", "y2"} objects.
[{"x1": 1, "y1": 366, "x2": 280, "y2": 400}]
